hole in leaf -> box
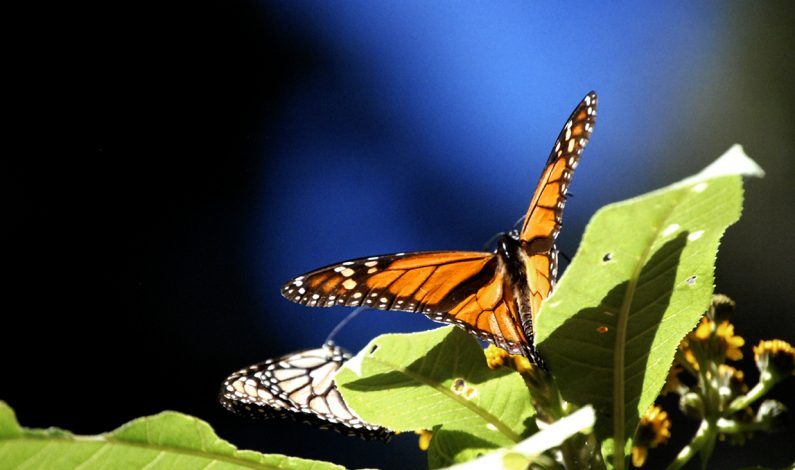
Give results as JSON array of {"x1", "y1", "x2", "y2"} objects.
[
  {"x1": 451, "y1": 378, "x2": 466, "y2": 393},
  {"x1": 602, "y1": 252, "x2": 613, "y2": 262},
  {"x1": 686, "y1": 275, "x2": 697, "y2": 285},
  {"x1": 450, "y1": 378, "x2": 478, "y2": 399},
  {"x1": 369, "y1": 344, "x2": 379, "y2": 355},
  {"x1": 688, "y1": 230, "x2": 704, "y2": 241},
  {"x1": 663, "y1": 223, "x2": 680, "y2": 237}
]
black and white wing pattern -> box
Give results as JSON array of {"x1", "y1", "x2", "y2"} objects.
[{"x1": 219, "y1": 342, "x2": 392, "y2": 440}]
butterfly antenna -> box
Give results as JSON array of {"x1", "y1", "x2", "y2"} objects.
[
  {"x1": 325, "y1": 306, "x2": 369, "y2": 345},
  {"x1": 481, "y1": 231, "x2": 503, "y2": 251},
  {"x1": 559, "y1": 250, "x2": 572, "y2": 264},
  {"x1": 482, "y1": 214, "x2": 526, "y2": 251}
]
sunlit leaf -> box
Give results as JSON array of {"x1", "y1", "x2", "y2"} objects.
[
  {"x1": 0, "y1": 401, "x2": 342, "y2": 469},
  {"x1": 335, "y1": 326, "x2": 535, "y2": 468},
  {"x1": 444, "y1": 406, "x2": 596, "y2": 469},
  {"x1": 535, "y1": 145, "x2": 764, "y2": 467}
]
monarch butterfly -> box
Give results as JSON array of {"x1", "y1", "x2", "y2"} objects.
[
  {"x1": 281, "y1": 92, "x2": 598, "y2": 363},
  {"x1": 219, "y1": 342, "x2": 393, "y2": 440}
]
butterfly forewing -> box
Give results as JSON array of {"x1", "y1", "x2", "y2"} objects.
[
  {"x1": 520, "y1": 91, "x2": 597, "y2": 244},
  {"x1": 281, "y1": 92, "x2": 598, "y2": 361},
  {"x1": 219, "y1": 343, "x2": 393, "y2": 440},
  {"x1": 282, "y1": 251, "x2": 532, "y2": 355}
]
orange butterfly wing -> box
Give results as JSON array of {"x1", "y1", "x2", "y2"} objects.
[
  {"x1": 281, "y1": 92, "x2": 598, "y2": 360},
  {"x1": 518, "y1": 92, "x2": 597, "y2": 326},
  {"x1": 520, "y1": 92, "x2": 597, "y2": 245},
  {"x1": 281, "y1": 251, "x2": 532, "y2": 355}
]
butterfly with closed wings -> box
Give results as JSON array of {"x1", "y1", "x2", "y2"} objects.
[
  {"x1": 220, "y1": 342, "x2": 393, "y2": 440},
  {"x1": 282, "y1": 92, "x2": 598, "y2": 363}
]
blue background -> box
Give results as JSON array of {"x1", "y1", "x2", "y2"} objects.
[{"x1": 5, "y1": 1, "x2": 794, "y2": 469}]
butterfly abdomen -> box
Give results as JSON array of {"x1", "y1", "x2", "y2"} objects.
[{"x1": 496, "y1": 233, "x2": 537, "y2": 344}]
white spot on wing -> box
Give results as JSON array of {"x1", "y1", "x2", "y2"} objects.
[{"x1": 341, "y1": 268, "x2": 355, "y2": 277}]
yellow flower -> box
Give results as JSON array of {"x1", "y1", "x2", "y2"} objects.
[
  {"x1": 678, "y1": 318, "x2": 709, "y2": 372},
  {"x1": 511, "y1": 355, "x2": 534, "y2": 375},
  {"x1": 754, "y1": 339, "x2": 795, "y2": 380},
  {"x1": 416, "y1": 429, "x2": 433, "y2": 451},
  {"x1": 631, "y1": 405, "x2": 671, "y2": 467},
  {"x1": 715, "y1": 321, "x2": 744, "y2": 361},
  {"x1": 714, "y1": 364, "x2": 748, "y2": 404},
  {"x1": 678, "y1": 336, "x2": 700, "y2": 372},
  {"x1": 679, "y1": 317, "x2": 745, "y2": 372},
  {"x1": 484, "y1": 345, "x2": 509, "y2": 370},
  {"x1": 661, "y1": 363, "x2": 684, "y2": 396},
  {"x1": 693, "y1": 317, "x2": 712, "y2": 340},
  {"x1": 631, "y1": 446, "x2": 649, "y2": 468}
]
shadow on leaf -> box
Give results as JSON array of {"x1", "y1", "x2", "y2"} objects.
[
  {"x1": 539, "y1": 232, "x2": 689, "y2": 462},
  {"x1": 342, "y1": 328, "x2": 514, "y2": 392}
]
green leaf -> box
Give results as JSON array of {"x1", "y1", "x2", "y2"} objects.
[
  {"x1": 427, "y1": 430, "x2": 496, "y2": 470},
  {"x1": 0, "y1": 401, "x2": 342, "y2": 469},
  {"x1": 444, "y1": 406, "x2": 596, "y2": 470},
  {"x1": 335, "y1": 326, "x2": 535, "y2": 468},
  {"x1": 535, "y1": 145, "x2": 764, "y2": 468}
]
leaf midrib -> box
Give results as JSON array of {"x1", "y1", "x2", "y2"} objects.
[
  {"x1": 0, "y1": 434, "x2": 289, "y2": 470},
  {"x1": 365, "y1": 354, "x2": 523, "y2": 442},
  {"x1": 611, "y1": 189, "x2": 688, "y2": 470}
]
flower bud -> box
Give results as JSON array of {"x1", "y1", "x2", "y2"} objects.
[
  {"x1": 755, "y1": 399, "x2": 787, "y2": 432},
  {"x1": 709, "y1": 294, "x2": 736, "y2": 323},
  {"x1": 679, "y1": 392, "x2": 704, "y2": 419},
  {"x1": 754, "y1": 339, "x2": 795, "y2": 382}
]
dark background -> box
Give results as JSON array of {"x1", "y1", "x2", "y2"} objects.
[{"x1": 5, "y1": 2, "x2": 794, "y2": 469}]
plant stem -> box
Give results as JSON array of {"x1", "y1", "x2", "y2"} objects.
[
  {"x1": 728, "y1": 377, "x2": 769, "y2": 413},
  {"x1": 665, "y1": 420, "x2": 711, "y2": 470},
  {"x1": 699, "y1": 420, "x2": 718, "y2": 470},
  {"x1": 519, "y1": 369, "x2": 604, "y2": 470},
  {"x1": 716, "y1": 417, "x2": 766, "y2": 434},
  {"x1": 698, "y1": 360, "x2": 720, "y2": 468}
]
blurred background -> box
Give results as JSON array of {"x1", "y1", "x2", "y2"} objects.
[{"x1": 5, "y1": 1, "x2": 794, "y2": 468}]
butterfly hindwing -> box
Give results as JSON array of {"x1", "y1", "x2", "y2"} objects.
[{"x1": 219, "y1": 343, "x2": 392, "y2": 440}]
